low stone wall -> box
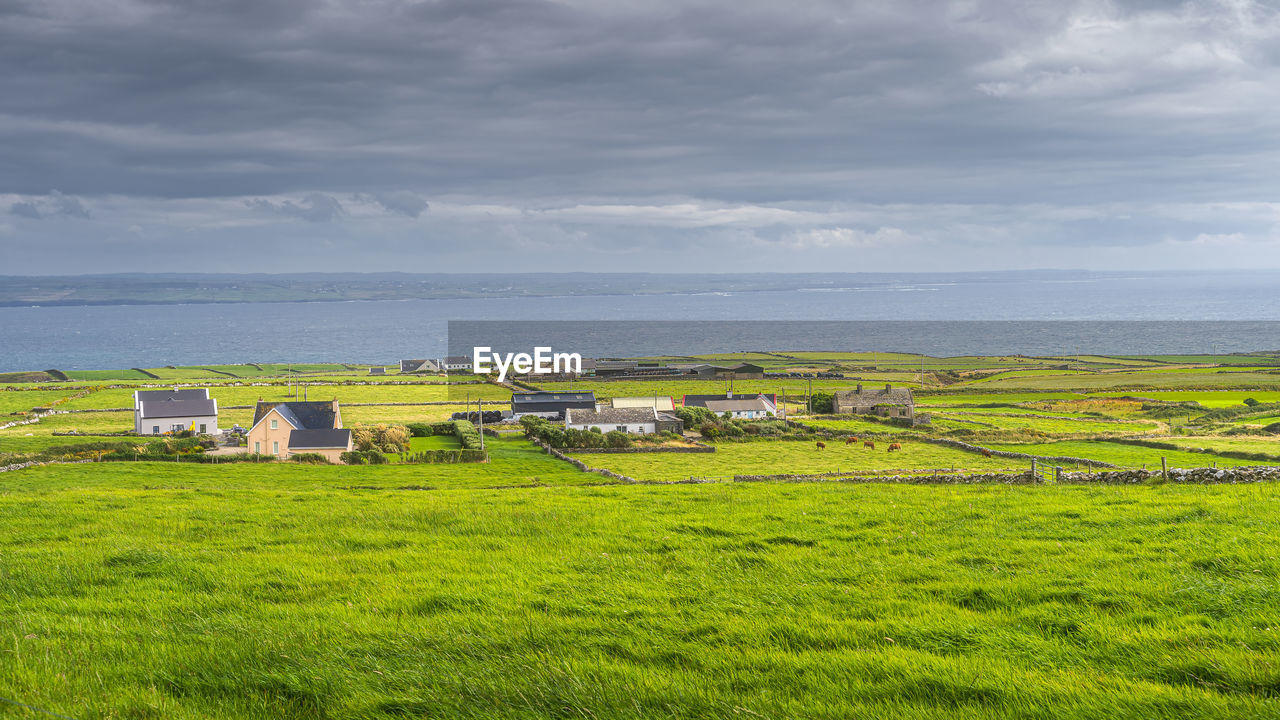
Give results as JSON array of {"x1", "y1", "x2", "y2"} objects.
[
  {"x1": 734, "y1": 470, "x2": 1038, "y2": 485},
  {"x1": 731, "y1": 465, "x2": 1280, "y2": 485},
  {"x1": 529, "y1": 437, "x2": 637, "y2": 483},
  {"x1": 567, "y1": 443, "x2": 715, "y2": 454},
  {"x1": 921, "y1": 437, "x2": 1118, "y2": 468}
]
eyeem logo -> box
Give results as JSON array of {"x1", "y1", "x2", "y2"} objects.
[{"x1": 473, "y1": 346, "x2": 582, "y2": 382}]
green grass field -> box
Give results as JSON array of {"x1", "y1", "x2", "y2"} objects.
[
  {"x1": 569, "y1": 440, "x2": 1023, "y2": 482},
  {"x1": 3, "y1": 466, "x2": 1280, "y2": 719}
]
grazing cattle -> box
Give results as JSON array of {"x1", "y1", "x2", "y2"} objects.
[
  {"x1": 981, "y1": 449, "x2": 993, "y2": 458},
  {"x1": 815, "y1": 441, "x2": 826, "y2": 450},
  {"x1": 845, "y1": 436, "x2": 859, "y2": 445},
  {"x1": 887, "y1": 443, "x2": 902, "y2": 452},
  {"x1": 863, "y1": 440, "x2": 875, "y2": 450}
]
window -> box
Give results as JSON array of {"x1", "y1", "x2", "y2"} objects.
[
  {"x1": 270, "y1": 419, "x2": 278, "y2": 429},
  {"x1": 254, "y1": 441, "x2": 260, "y2": 454},
  {"x1": 617, "y1": 426, "x2": 627, "y2": 432},
  {"x1": 272, "y1": 441, "x2": 279, "y2": 455},
  {"x1": 199, "y1": 424, "x2": 207, "y2": 433},
  {"x1": 152, "y1": 426, "x2": 159, "y2": 434}
]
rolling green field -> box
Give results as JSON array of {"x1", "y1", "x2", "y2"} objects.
[
  {"x1": 569, "y1": 440, "x2": 1023, "y2": 481},
  {"x1": 3, "y1": 465, "x2": 1280, "y2": 719}
]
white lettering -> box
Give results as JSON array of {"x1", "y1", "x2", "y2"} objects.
[
  {"x1": 472, "y1": 347, "x2": 493, "y2": 375},
  {"x1": 512, "y1": 353, "x2": 533, "y2": 375},
  {"x1": 493, "y1": 352, "x2": 514, "y2": 383},
  {"x1": 533, "y1": 346, "x2": 552, "y2": 374},
  {"x1": 553, "y1": 352, "x2": 582, "y2": 374}
]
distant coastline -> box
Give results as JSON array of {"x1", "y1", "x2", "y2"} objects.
[{"x1": 2, "y1": 269, "x2": 1264, "y2": 308}]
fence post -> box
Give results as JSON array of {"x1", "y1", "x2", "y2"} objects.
[
  {"x1": 1054, "y1": 466, "x2": 1061, "y2": 483},
  {"x1": 1030, "y1": 458, "x2": 1036, "y2": 480},
  {"x1": 1161, "y1": 456, "x2": 1168, "y2": 481}
]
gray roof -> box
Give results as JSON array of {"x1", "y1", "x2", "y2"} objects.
[
  {"x1": 288, "y1": 429, "x2": 352, "y2": 449},
  {"x1": 139, "y1": 397, "x2": 217, "y2": 419},
  {"x1": 135, "y1": 388, "x2": 208, "y2": 404},
  {"x1": 253, "y1": 401, "x2": 339, "y2": 430},
  {"x1": 512, "y1": 391, "x2": 596, "y2": 405},
  {"x1": 565, "y1": 407, "x2": 657, "y2": 426},
  {"x1": 443, "y1": 356, "x2": 471, "y2": 364},
  {"x1": 703, "y1": 398, "x2": 772, "y2": 413},
  {"x1": 835, "y1": 385, "x2": 914, "y2": 405}
]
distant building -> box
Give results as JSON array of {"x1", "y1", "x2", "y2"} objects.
[
  {"x1": 247, "y1": 400, "x2": 352, "y2": 462},
  {"x1": 511, "y1": 391, "x2": 596, "y2": 419},
  {"x1": 565, "y1": 407, "x2": 659, "y2": 435},
  {"x1": 399, "y1": 359, "x2": 441, "y2": 373},
  {"x1": 833, "y1": 384, "x2": 915, "y2": 421},
  {"x1": 682, "y1": 393, "x2": 777, "y2": 418},
  {"x1": 134, "y1": 388, "x2": 218, "y2": 435},
  {"x1": 441, "y1": 356, "x2": 472, "y2": 372},
  {"x1": 610, "y1": 396, "x2": 675, "y2": 412},
  {"x1": 368, "y1": 367, "x2": 386, "y2": 376}
]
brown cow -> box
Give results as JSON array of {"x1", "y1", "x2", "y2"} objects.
[
  {"x1": 845, "y1": 436, "x2": 859, "y2": 445},
  {"x1": 863, "y1": 440, "x2": 875, "y2": 450},
  {"x1": 887, "y1": 443, "x2": 901, "y2": 452},
  {"x1": 815, "y1": 441, "x2": 826, "y2": 450},
  {"x1": 981, "y1": 449, "x2": 993, "y2": 458}
]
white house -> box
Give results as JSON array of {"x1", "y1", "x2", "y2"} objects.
[
  {"x1": 701, "y1": 396, "x2": 776, "y2": 419},
  {"x1": 564, "y1": 407, "x2": 658, "y2": 435},
  {"x1": 134, "y1": 388, "x2": 219, "y2": 435},
  {"x1": 441, "y1": 356, "x2": 472, "y2": 371}
]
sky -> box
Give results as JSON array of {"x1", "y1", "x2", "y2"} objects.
[{"x1": 1, "y1": 0, "x2": 1278, "y2": 274}]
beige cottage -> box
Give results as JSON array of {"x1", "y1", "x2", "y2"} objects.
[
  {"x1": 246, "y1": 400, "x2": 351, "y2": 462},
  {"x1": 833, "y1": 383, "x2": 915, "y2": 421}
]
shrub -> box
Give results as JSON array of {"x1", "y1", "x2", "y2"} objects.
[
  {"x1": 810, "y1": 391, "x2": 834, "y2": 414},
  {"x1": 406, "y1": 422, "x2": 433, "y2": 437},
  {"x1": 290, "y1": 453, "x2": 331, "y2": 464},
  {"x1": 604, "y1": 431, "x2": 632, "y2": 449},
  {"x1": 340, "y1": 450, "x2": 388, "y2": 465},
  {"x1": 352, "y1": 424, "x2": 410, "y2": 453},
  {"x1": 1244, "y1": 397, "x2": 1261, "y2": 407}
]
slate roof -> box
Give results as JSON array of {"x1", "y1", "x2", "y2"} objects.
[
  {"x1": 834, "y1": 385, "x2": 914, "y2": 406},
  {"x1": 512, "y1": 391, "x2": 596, "y2": 406},
  {"x1": 288, "y1": 429, "x2": 352, "y2": 449},
  {"x1": 139, "y1": 397, "x2": 217, "y2": 419},
  {"x1": 565, "y1": 407, "x2": 657, "y2": 426},
  {"x1": 252, "y1": 401, "x2": 339, "y2": 430},
  {"x1": 135, "y1": 388, "x2": 209, "y2": 405},
  {"x1": 703, "y1": 398, "x2": 773, "y2": 414}
]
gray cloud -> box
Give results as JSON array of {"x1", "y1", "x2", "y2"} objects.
[
  {"x1": 246, "y1": 193, "x2": 344, "y2": 222},
  {"x1": 0, "y1": 0, "x2": 1278, "y2": 272}
]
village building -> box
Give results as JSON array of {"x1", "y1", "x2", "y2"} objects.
[
  {"x1": 134, "y1": 388, "x2": 219, "y2": 435},
  {"x1": 441, "y1": 356, "x2": 473, "y2": 371},
  {"x1": 609, "y1": 395, "x2": 675, "y2": 412},
  {"x1": 399, "y1": 359, "x2": 441, "y2": 373},
  {"x1": 682, "y1": 392, "x2": 778, "y2": 418},
  {"x1": 246, "y1": 400, "x2": 352, "y2": 462},
  {"x1": 833, "y1": 383, "x2": 915, "y2": 421},
  {"x1": 511, "y1": 391, "x2": 597, "y2": 419},
  {"x1": 564, "y1": 407, "x2": 660, "y2": 434}
]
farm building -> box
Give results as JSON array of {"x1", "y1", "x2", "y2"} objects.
[
  {"x1": 833, "y1": 384, "x2": 915, "y2": 421},
  {"x1": 670, "y1": 362, "x2": 765, "y2": 379},
  {"x1": 134, "y1": 388, "x2": 219, "y2": 435},
  {"x1": 368, "y1": 367, "x2": 386, "y2": 375},
  {"x1": 511, "y1": 391, "x2": 597, "y2": 419},
  {"x1": 442, "y1": 356, "x2": 472, "y2": 371},
  {"x1": 399, "y1": 359, "x2": 441, "y2": 373},
  {"x1": 683, "y1": 393, "x2": 778, "y2": 418},
  {"x1": 565, "y1": 407, "x2": 660, "y2": 434},
  {"x1": 610, "y1": 396, "x2": 675, "y2": 412},
  {"x1": 247, "y1": 400, "x2": 352, "y2": 462}
]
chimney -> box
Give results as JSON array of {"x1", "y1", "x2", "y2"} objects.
[
  {"x1": 332, "y1": 398, "x2": 339, "y2": 413},
  {"x1": 856, "y1": 384, "x2": 862, "y2": 394}
]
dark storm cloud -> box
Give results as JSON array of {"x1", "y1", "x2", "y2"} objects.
[{"x1": 0, "y1": 0, "x2": 1277, "y2": 272}]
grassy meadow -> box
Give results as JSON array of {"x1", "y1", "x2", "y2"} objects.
[
  {"x1": 4, "y1": 352, "x2": 1280, "y2": 717},
  {"x1": 3, "y1": 466, "x2": 1280, "y2": 719}
]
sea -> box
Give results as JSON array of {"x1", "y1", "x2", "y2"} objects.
[{"x1": 3, "y1": 271, "x2": 1279, "y2": 371}]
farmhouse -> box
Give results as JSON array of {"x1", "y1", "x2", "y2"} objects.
[
  {"x1": 833, "y1": 383, "x2": 915, "y2": 421},
  {"x1": 134, "y1": 388, "x2": 218, "y2": 435},
  {"x1": 441, "y1": 356, "x2": 472, "y2": 371},
  {"x1": 511, "y1": 391, "x2": 597, "y2": 419},
  {"x1": 565, "y1": 407, "x2": 659, "y2": 434},
  {"x1": 683, "y1": 392, "x2": 778, "y2": 418},
  {"x1": 399, "y1": 359, "x2": 441, "y2": 373},
  {"x1": 610, "y1": 396, "x2": 676, "y2": 412},
  {"x1": 247, "y1": 400, "x2": 352, "y2": 462}
]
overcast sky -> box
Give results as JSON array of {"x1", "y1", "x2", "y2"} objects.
[{"x1": 2, "y1": 0, "x2": 1278, "y2": 273}]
